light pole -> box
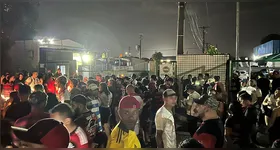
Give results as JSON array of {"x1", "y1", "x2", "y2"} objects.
[
  {"x1": 139, "y1": 34, "x2": 143, "y2": 59},
  {"x1": 136, "y1": 34, "x2": 143, "y2": 59}
]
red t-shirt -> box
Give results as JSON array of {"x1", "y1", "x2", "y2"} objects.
[{"x1": 68, "y1": 126, "x2": 89, "y2": 148}]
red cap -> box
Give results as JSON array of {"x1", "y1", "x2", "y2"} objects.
[
  {"x1": 12, "y1": 118, "x2": 69, "y2": 148},
  {"x1": 119, "y1": 96, "x2": 140, "y2": 109}
]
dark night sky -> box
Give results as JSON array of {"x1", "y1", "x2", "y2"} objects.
[{"x1": 36, "y1": 1, "x2": 280, "y2": 58}]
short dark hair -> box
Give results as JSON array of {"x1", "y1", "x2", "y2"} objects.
[
  {"x1": 28, "y1": 91, "x2": 48, "y2": 106},
  {"x1": 19, "y1": 84, "x2": 31, "y2": 96},
  {"x1": 71, "y1": 94, "x2": 88, "y2": 106},
  {"x1": 34, "y1": 84, "x2": 45, "y2": 92},
  {"x1": 205, "y1": 73, "x2": 210, "y2": 77},
  {"x1": 276, "y1": 87, "x2": 280, "y2": 91},
  {"x1": 50, "y1": 103, "x2": 75, "y2": 120},
  {"x1": 239, "y1": 92, "x2": 252, "y2": 102},
  {"x1": 70, "y1": 79, "x2": 78, "y2": 87}
]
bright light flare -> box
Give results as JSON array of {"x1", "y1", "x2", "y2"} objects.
[
  {"x1": 38, "y1": 39, "x2": 44, "y2": 44},
  {"x1": 1, "y1": 94, "x2": 9, "y2": 101},
  {"x1": 48, "y1": 38, "x2": 54, "y2": 44},
  {"x1": 166, "y1": 59, "x2": 171, "y2": 63},
  {"x1": 82, "y1": 54, "x2": 90, "y2": 63}
]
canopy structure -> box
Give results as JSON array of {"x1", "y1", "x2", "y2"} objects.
[{"x1": 256, "y1": 53, "x2": 280, "y2": 62}]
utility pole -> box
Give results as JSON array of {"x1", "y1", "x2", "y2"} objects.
[
  {"x1": 139, "y1": 34, "x2": 143, "y2": 59},
  {"x1": 176, "y1": 2, "x2": 186, "y2": 55},
  {"x1": 199, "y1": 26, "x2": 209, "y2": 53},
  {"x1": 128, "y1": 46, "x2": 131, "y2": 56},
  {"x1": 235, "y1": 2, "x2": 240, "y2": 61}
]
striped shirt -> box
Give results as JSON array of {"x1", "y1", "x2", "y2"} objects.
[
  {"x1": 68, "y1": 126, "x2": 89, "y2": 148},
  {"x1": 87, "y1": 97, "x2": 102, "y2": 132}
]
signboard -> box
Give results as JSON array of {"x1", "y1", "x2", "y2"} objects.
[
  {"x1": 254, "y1": 41, "x2": 273, "y2": 57},
  {"x1": 160, "y1": 63, "x2": 173, "y2": 77}
]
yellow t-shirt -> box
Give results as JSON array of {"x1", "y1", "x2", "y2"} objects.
[{"x1": 107, "y1": 122, "x2": 141, "y2": 148}]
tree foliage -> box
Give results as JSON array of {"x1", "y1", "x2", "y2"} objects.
[
  {"x1": 1, "y1": 2, "x2": 39, "y2": 72},
  {"x1": 152, "y1": 52, "x2": 163, "y2": 63},
  {"x1": 152, "y1": 52, "x2": 163, "y2": 76},
  {"x1": 205, "y1": 44, "x2": 220, "y2": 55}
]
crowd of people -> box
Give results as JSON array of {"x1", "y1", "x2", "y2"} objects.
[{"x1": 1, "y1": 68, "x2": 280, "y2": 148}]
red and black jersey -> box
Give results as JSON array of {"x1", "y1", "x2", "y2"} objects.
[
  {"x1": 68, "y1": 126, "x2": 89, "y2": 148},
  {"x1": 193, "y1": 118, "x2": 224, "y2": 148}
]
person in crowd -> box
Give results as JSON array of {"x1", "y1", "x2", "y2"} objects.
[
  {"x1": 272, "y1": 71, "x2": 280, "y2": 94},
  {"x1": 54, "y1": 68, "x2": 62, "y2": 78},
  {"x1": 44, "y1": 91, "x2": 59, "y2": 112},
  {"x1": 25, "y1": 71, "x2": 40, "y2": 92},
  {"x1": 126, "y1": 84, "x2": 144, "y2": 142},
  {"x1": 71, "y1": 94, "x2": 107, "y2": 148},
  {"x1": 195, "y1": 74, "x2": 204, "y2": 94},
  {"x1": 99, "y1": 82, "x2": 112, "y2": 138},
  {"x1": 34, "y1": 84, "x2": 45, "y2": 93},
  {"x1": 155, "y1": 89, "x2": 177, "y2": 148},
  {"x1": 14, "y1": 91, "x2": 49, "y2": 128},
  {"x1": 257, "y1": 73, "x2": 270, "y2": 100},
  {"x1": 45, "y1": 73, "x2": 56, "y2": 94},
  {"x1": 272, "y1": 139, "x2": 280, "y2": 148},
  {"x1": 239, "y1": 92, "x2": 258, "y2": 147},
  {"x1": 1, "y1": 75, "x2": 15, "y2": 100},
  {"x1": 2, "y1": 91, "x2": 20, "y2": 118},
  {"x1": 1, "y1": 119, "x2": 13, "y2": 148},
  {"x1": 268, "y1": 97, "x2": 280, "y2": 145},
  {"x1": 85, "y1": 82, "x2": 102, "y2": 131},
  {"x1": 50, "y1": 103, "x2": 89, "y2": 148},
  {"x1": 14, "y1": 73, "x2": 25, "y2": 85},
  {"x1": 202, "y1": 73, "x2": 210, "y2": 95},
  {"x1": 55, "y1": 75, "x2": 70, "y2": 103},
  {"x1": 242, "y1": 79, "x2": 262, "y2": 104},
  {"x1": 164, "y1": 77, "x2": 174, "y2": 90},
  {"x1": 12, "y1": 118, "x2": 70, "y2": 148},
  {"x1": 225, "y1": 101, "x2": 245, "y2": 147},
  {"x1": 262, "y1": 87, "x2": 280, "y2": 125},
  {"x1": 231, "y1": 73, "x2": 241, "y2": 102},
  {"x1": 70, "y1": 86, "x2": 82, "y2": 100},
  {"x1": 5, "y1": 85, "x2": 31, "y2": 122},
  {"x1": 183, "y1": 85, "x2": 200, "y2": 115},
  {"x1": 107, "y1": 96, "x2": 141, "y2": 148},
  {"x1": 191, "y1": 95, "x2": 224, "y2": 148},
  {"x1": 178, "y1": 138, "x2": 204, "y2": 148},
  {"x1": 96, "y1": 74, "x2": 102, "y2": 83},
  {"x1": 150, "y1": 75, "x2": 157, "y2": 84},
  {"x1": 131, "y1": 74, "x2": 137, "y2": 85}
]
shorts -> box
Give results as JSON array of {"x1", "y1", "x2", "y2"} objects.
[{"x1": 100, "y1": 107, "x2": 111, "y2": 125}]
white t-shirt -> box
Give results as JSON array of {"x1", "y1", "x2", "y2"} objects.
[
  {"x1": 25, "y1": 77, "x2": 40, "y2": 92},
  {"x1": 155, "y1": 106, "x2": 176, "y2": 148},
  {"x1": 241, "y1": 86, "x2": 262, "y2": 104}
]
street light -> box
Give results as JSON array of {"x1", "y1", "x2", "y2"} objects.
[{"x1": 166, "y1": 59, "x2": 171, "y2": 63}]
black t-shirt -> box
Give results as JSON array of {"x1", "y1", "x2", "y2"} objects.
[
  {"x1": 257, "y1": 78, "x2": 270, "y2": 97},
  {"x1": 193, "y1": 118, "x2": 224, "y2": 148},
  {"x1": 74, "y1": 111, "x2": 99, "y2": 138},
  {"x1": 243, "y1": 105, "x2": 258, "y2": 143},
  {"x1": 272, "y1": 78, "x2": 280, "y2": 93},
  {"x1": 5, "y1": 101, "x2": 31, "y2": 122},
  {"x1": 225, "y1": 115, "x2": 249, "y2": 143}
]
